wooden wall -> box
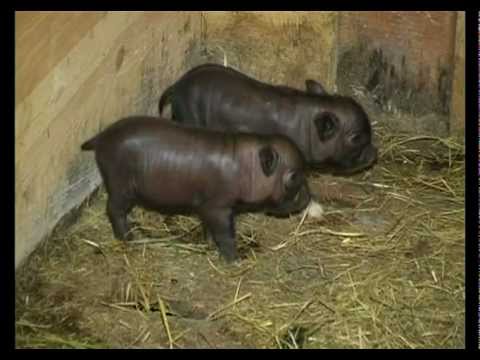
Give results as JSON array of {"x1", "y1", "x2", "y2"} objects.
[
  {"x1": 189, "y1": 11, "x2": 339, "y2": 92},
  {"x1": 15, "y1": 11, "x2": 201, "y2": 268},
  {"x1": 336, "y1": 11, "x2": 458, "y2": 136},
  {"x1": 450, "y1": 11, "x2": 465, "y2": 138}
]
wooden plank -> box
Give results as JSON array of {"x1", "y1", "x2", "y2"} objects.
[
  {"x1": 15, "y1": 11, "x2": 48, "y2": 40},
  {"x1": 15, "y1": 11, "x2": 107, "y2": 106},
  {"x1": 15, "y1": 11, "x2": 139, "y2": 150},
  {"x1": 336, "y1": 11, "x2": 457, "y2": 135},
  {"x1": 15, "y1": 11, "x2": 201, "y2": 268},
  {"x1": 450, "y1": 11, "x2": 465, "y2": 136},
  {"x1": 201, "y1": 11, "x2": 338, "y2": 93}
]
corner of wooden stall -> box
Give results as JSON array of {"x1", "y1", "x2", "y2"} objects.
[{"x1": 15, "y1": 11, "x2": 202, "y2": 269}]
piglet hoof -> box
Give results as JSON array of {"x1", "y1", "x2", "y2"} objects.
[
  {"x1": 115, "y1": 230, "x2": 134, "y2": 241},
  {"x1": 125, "y1": 232, "x2": 134, "y2": 241},
  {"x1": 219, "y1": 250, "x2": 239, "y2": 264},
  {"x1": 223, "y1": 257, "x2": 242, "y2": 267}
]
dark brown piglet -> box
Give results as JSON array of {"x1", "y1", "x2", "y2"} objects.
[
  {"x1": 159, "y1": 63, "x2": 378, "y2": 175},
  {"x1": 81, "y1": 116, "x2": 311, "y2": 262}
]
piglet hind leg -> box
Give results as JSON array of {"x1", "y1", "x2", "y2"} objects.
[
  {"x1": 106, "y1": 195, "x2": 135, "y2": 241},
  {"x1": 202, "y1": 224, "x2": 213, "y2": 244},
  {"x1": 199, "y1": 208, "x2": 238, "y2": 263}
]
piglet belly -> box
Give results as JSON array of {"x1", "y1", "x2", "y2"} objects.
[{"x1": 135, "y1": 167, "x2": 208, "y2": 210}]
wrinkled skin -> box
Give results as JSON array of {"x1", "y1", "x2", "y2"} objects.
[
  {"x1": 81, "y1": 116, "x2": 310, "y2": 262},
  {"x1": 159, "y1": 64, "x2": 378, "y2": 175}
]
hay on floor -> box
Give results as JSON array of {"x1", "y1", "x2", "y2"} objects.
[{"x1": 15, "y1": 124, "x2": 465, "y2": 349}]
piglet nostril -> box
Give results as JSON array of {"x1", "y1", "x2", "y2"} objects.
[{"x1": 293, "y1": 190, "x2": 300, "y2": 203}]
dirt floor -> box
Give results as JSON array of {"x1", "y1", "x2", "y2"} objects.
[{"x1": 15, "y1": 121, "x2": 465, "y2": 349}]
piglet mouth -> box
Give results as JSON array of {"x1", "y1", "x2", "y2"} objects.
[
  {"x1": 310, "y1": 144, "x2": 379, "y2": 176},
  {"x1": 310, "y1": 161, "x2": 374, "y2": 176},
  {"x1": 330, "y1": 145, "x2": 378, "y2": 176},
  {"x1": 265, "y1": 183, "x2": 311, "y2": 217},
  {"x1": 334, "y1": 155, "x2": 378, "y2": 176}
]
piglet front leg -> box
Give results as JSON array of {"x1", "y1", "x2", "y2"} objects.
[{"x1": 199, "y1": 207, "x2": 237, "y2": 263}]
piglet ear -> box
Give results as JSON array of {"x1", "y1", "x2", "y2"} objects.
[
  {"x1": 305, "y1": 79, "x2": 327, "y2": 95},
  {"x1": 259, "y1": 146, "x2": 279, "y2": 177}
]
